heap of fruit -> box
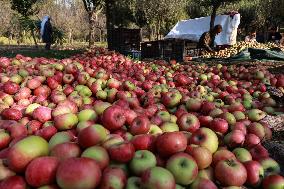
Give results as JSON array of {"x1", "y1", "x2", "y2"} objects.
[
  {"x1": 0, "y1": 50, "x2": 284, "y2": 189},
  {"x1": 201, "y1": 41, "x2": 284, "y2": 59}
]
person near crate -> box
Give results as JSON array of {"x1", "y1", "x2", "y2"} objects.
[
  {"x1": 245, "y1": 30, "x2": 257, "y2": 43},
  {"x1": 197, "y1": 25, "x2": 223, "y2": 54},
  {"x1": 268, "y1": 27, "x2": 282, "y2": 45}
]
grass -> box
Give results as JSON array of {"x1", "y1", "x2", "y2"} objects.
[
  {"x1": 0, "y1": 41, "x2": 107, "y2": 59},
  {"x1": 0, "y1": 48, "x2": 84, "y2": 59}
]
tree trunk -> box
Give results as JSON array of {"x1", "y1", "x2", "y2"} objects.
[
  {"x1": 210, "y1": 4, "x2": 220, "y2": 30},
  {"x1": 31, "y1": 29, "x2": 38, "y2": 49},
  {"x1": 89, "y1": 11, "x2": 97, "y2": 47},
  {"x1": 106, "y1": 0, "x2": 115, "y2": 49}
]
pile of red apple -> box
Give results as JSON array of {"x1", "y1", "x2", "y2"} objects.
[{"x1": 0, "y1": 50, "x2": 284, "y2": 189}]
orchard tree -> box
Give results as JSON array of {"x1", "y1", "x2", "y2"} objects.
[
  {"x1": 82, "y1": 0, "x2": 104, "y2": 46},
  {"x1": 10, "y1": 0, "x2": 40, "y2": 47},
  {"x1": 137, "y1": 0, "x2": 187, "y2": 40},
  {"x1": 198, "y1": 0, "x2": 240, "y2": 30}
]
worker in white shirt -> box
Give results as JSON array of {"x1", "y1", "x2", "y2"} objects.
[{"x1": 245, "y1": 30, "x2": 257, "y2": 43}]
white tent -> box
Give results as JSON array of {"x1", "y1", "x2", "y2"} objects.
[{"x1": 165, "y1": 14, "x2": 241, "y2": 46}]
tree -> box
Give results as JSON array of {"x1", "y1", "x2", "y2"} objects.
[
  {"x1": 196, "y1": 0, "x2": 240, "y2": 30},
  {"x1": 137, "y1": 0, "x2": 187, "y2": 40},
  {"x1": 81, "y1": 0, "x2": 104, "y2": 46},
  {"x1": 10, "y1": 0, "x2": 40, "y2": 47}
]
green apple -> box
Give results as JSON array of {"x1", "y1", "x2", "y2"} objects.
[
  {"x1": 148, "y1": 124, "x2": 163, "y2": 135},
  {"x1": 232, "y1": 148, "x2": 252, "y2": 163},
  {"x1": 126, "y1": 177, "x2": 141, "y2": 189},
  {"x1": 129, "y1": 150, "x2": 157, "y2": 176},
  {"x1": 77, "y1": 109, "x2": 97, "y2": 122},
  {"x1": 166, "y1": 152, "x2": 198, "y2": 185},
  {"x1": 247, "y1": 109, "x2": 266, "y2": 121},
  {"x1": 141, "y1": 167, "x2": 175, "y2": 189},
  {"x1": 81, "y1": 145, "x2": 109, "y2": 170},
  {"x1": 160, "y1": 122, "x2": 179, "y2": 132}
]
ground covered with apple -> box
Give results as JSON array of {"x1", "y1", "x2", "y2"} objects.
[{"x1": 0, "y1": 48, "x2": 283, "y2": 189}]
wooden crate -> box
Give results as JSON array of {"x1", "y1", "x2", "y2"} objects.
[
  {"x1": 108, "y1": 28, "x2": 141, "y2": 52},
  {"x1": 141, "y1": 41, "x2": 163, "y2": 59}
]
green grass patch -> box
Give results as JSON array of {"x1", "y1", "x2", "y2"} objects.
[{"x1": 0, "y1": 48, "x2": 84, "y2": 59}]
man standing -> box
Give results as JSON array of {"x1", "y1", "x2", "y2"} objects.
[
  {"x1": 197, "y1": 25, "x2": 223, "y2": 53},
  {"x1": 41, "y1": 16, "x2": 53, "y2": 50}
]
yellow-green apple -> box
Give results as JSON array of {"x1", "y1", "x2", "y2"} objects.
[
  {"x1": 54, "y1": 113, "x2": 78, "y2": 131},
  {"x1": 247, "y1": 122, "x2": 265, "y2": 140},
  {"x1": 99, "y1": 167, "x2": 127, "y2": 189},
  {"x1": 232, "y1": 111, "x2": 246, "y2": 121},
  {"x1": 247, "y1": 109, "x2": 266, "y2": 121},
  {"x1": 141, "y1": 166, "x2": 176, "y2": 189},
  {"x1": 187, "y1": 146, "x2": 212, "y2": 169},
  {"x1": 232, "y1": 148, "x2": 252, "y2": 163},
  {"x1": 0, "y1": 131, "x2": 11, "y2": 150},
  {"x1": 8, "y1": 136, "x2": 49, "y2": 172},
  {"x1": 148, "y1": 124, "x2": 163, "y2": 135},
  {"x1": 101, "y1": 105, "x2": 126, "y2": 131},
  {"x1": 50, "y1": 142, "x2": 81, "y2": 161},
  {"x1": 102, "y1": 134, "x2": 124, "y2": 149},
  {"x1": 81, "y1": 146, "x2": 109, "y2": 170},
  {"x1": 190, "y1": 128, "x2": 219, "y2": 153},
  {"x1": 197, "y1": 167, "x2": 214, "y2": 180},
  {"x1": 262, "y1": 174, "x2": 284, "y2": 189},
  {"x1": 126, "y1": 177, "x2": 141, "y2": 189},
  {"x1": 129, "y1": 150, "x2": 157, "y2": 176},
  {"x1": 259, "y1": 158, "x2": 281, "y2": 176},
  {"x1": 48, "y1": 131, "x2": 73, "y2": 150},
  {"x1": 76, "y1": 121, "x2": 94, "y2": 133},
  {"x1": 107, "y1": 141, "x2": 135, "y2": 163},
  {"x1": 215, "y1": 159, "x2": 247, "y2": 187},
  {"x1": 56, "y1": 157, "x2": 101, "y2": 189},
  {"x1": 209, "y1": 108, "x2": 223, "y2": 118},
  {"x1": 77, "y1": 109, "x2": 97, "y2": 122},
  {"x1": 177, "y1": 113, "x2": 200, "y2": 133},
  {"x1": 219, "y1": 112, "x2": 236, "y2": 126},
  {"x1": 166, "y1": 152, "x2": 198, "y2": 185},
  {"x1": 156, "y1": 131, "x2": 187, "y2": 157},
  {"x1": 25, "y1": 156, "x2": 59, "y2": 187},
  {"x1": 78, "y1": 124, "x2": 108, "y2": 148},
  {"x1": 156, "y1": 111, "x2": 171, "y2": 122},
  {"x1": 186, "y1": 98, "x2": 202, "y2": 112},
  {"x1": 160, "y1": 122, "x2": 179, "y2": 132},
  {"x1": 190, "y1": 178, "x2": 218, "y2": 189},
  {"x1": 243, "y1": 160, "x2": 264, "y2": 187},
  {"x1": 130, "y1": 116, "x2": 150, "y2": 135},
  {"x1": 93, "y1": 101, "x2": 111, "y2": 115},
  {"x1": 162, "y1": 91, "x2": 182, "y2": 108}
]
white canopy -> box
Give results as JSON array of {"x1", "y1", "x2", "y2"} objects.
[{"x1": 165, "y1": 14, "x2": 241, "y2": 45}]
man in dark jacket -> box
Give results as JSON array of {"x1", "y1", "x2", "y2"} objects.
[
  {"x1": 268, "y1": 27, "x2": 282, "y2": 44},
  {"x1": 197, "y1": 25, "x2": 223, "y2": 53},
  {"x1": 41, "y1": 16, "x2": 53, "y2": 50}
]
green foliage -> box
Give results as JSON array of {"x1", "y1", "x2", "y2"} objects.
[
  {"x1": 11, "y1": 0, "x2": 38, "y2": 17},
  {"x1": 52, "y1": 27, "x2": 64, "y2": 45}
]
